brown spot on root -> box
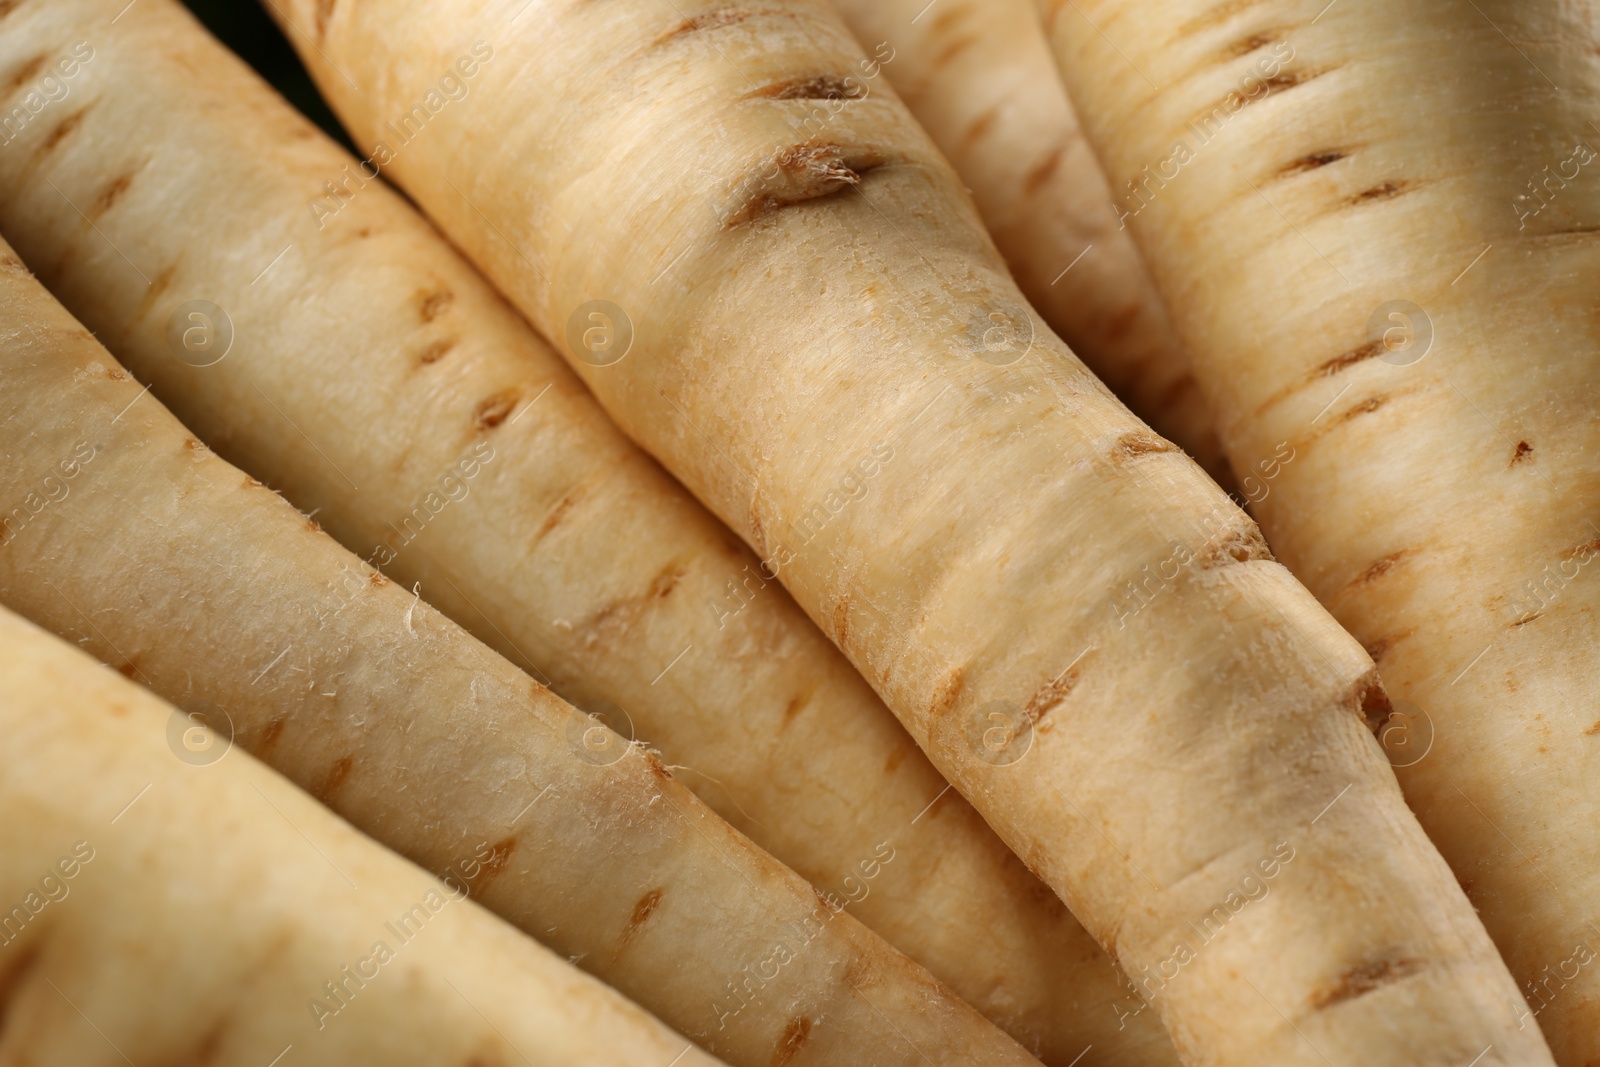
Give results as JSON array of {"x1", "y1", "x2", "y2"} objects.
[
  {"x1": 1222, "y1": 27, "x2": 1287, "y2": 58},
  {"x1": 722, "y1": 142, "x2": 886, "y2": 228},
  {"x1": 1511, "y1": 440, "x2": 1533, "y2": 465},
  {"x1": 933, "y1": 32, "x2": 978, "y2": 68},
  {"x1": 473, "y1": 388, "x2": 520, "y2": 430},
  {"x1": 882, "y1": 745, "x2": 908, "y2": 775},
  {"x1": 536, "y1": 486, "x2": 584, "y2": 540},
  {"x1": 961, "y1": 104, "x2": 1000, "y2": 151},
  {"x1": 779, "y1": 686, "x2": 814, "y2": 731},
  {"x1": 88, "y1": 173, "x2": 133, "y2": 221},
  {"x1": 616, "y1": 888, "x2": 663, "y2": 950},
  {"x1": 1025, "y1": 656, "x2": 1090, "y2": 723},
  {"x1": 305, "y1": 516, "x2": 321, "y2": 533},
  {"x1": 1197, "y1": 523, "x2": 1273, "y2": 567},
  {"x1": 1114, "y1": 432, "x2": 1180, "y2": 460},
  {"x1": 659, "y1": 8, "x2": 783, "y2": 40},
  {"x1": 242, "y1": 475, "x2": 265, "y2": 489},
  {"x1": 116, "y1": 659, "x2": 139, "y2": 679},
  {"x1": 1347, "y1": 180, "x2": 1412, "y2": 205},
  {"x1": 0, "y1": 938, "x2": 44, "y2": 1034},
  {"x1": 1023, "y1": 143, "x2": 1067, "y2": 195},
  {"x1": 256, "y1": 717, "x2": 286, "y2": 755},
  {"x1": 1315, "y1": 338, "x2": 1384, "y2": 377},
  {"x1": 316, "y1": 756, "x2": 353, "y2": 801},
  {"x1": 750, "y1": 74, "x2": 864, "y2": 102},
  {"x1": 190, "y1": 1018, "x2": 227, "y2": 1063},
  {"x1": 418, "y1": 338, "x2": 454, "y2": 365},
  {"x1": 1511, "y1": 612, "x2": 1543, "y2": 628},
  {"x1": 1585, "y1": 720, "x2": 1600, "y2": 735},
  {"x1": 1194, "y1": 68, "x2": 1330, "y2": 123},
  {"x1": 37, "y1": 106, "x2": 90, "y2": 156},
  {"x1": 314, "y1": 0, "x2": 336, "y2": 39},
  {"x1": 1349, "y1": 550, "x2": 1408, "y2": 587},
  {"x1": 468, "y1": 837, "x2": 518, "y2": 900},
  {"x1": 131, "y1": 262, "x2": 180, "y2": 328},
  {"x1": 1333, "y1": 393, "x2": 1389, "y2": 425},
  {"x1": 647, "y1": 560, "x2": 685, "y2": 599},
  {"x1": 644, "y1": 751, "x2": 674, "y2": 782},
  {"x1": 832, "y1": 595, "x2": 849, "y2": 647},
  {"x1": 418, "y1": 287, "x2": 453, "y2": 322},
  {"x1": 367, "y1": 571, "x2": 389, "y2": 587},
  {"x1": 182, "y1": 437, "x2": 206, "y2": 454},
  {"x1": 5, "y1": 55, "x2": 44, "y2": 93},
  {"x1": 927, "y1": 665, "x2": 965, "y2": 722},
  {"x1": 1350, "y1": 671, "x2": 1393, "y2": 734},
  {"x1": 1563, "y1": 537, "x2": 1600, "y2": 561},
  {"x1": 1362, "y1": 630, "x2": 1412, "y2": 662},
  {"x1": 106, "y1": 365, "x2": 130, "y2": 381},
  {"x1": 1310, "y1": 956, "x2": 1422, "y2": 1010},
  {"x1": 1279, "y1": 148, "x2": 1348, "y2": 177},
  {"x1": 0, "y1": 254, "x2": 24, "y2": 272},
  {"x1": 772, "y1": 1017, "x2": 813, "y2": 1066}
]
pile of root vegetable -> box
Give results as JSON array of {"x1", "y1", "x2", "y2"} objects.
[{"x1": 1, "y1": 0, "x2": 1593, "y2": 1064}]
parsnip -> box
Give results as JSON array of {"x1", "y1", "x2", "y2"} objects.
[
  {"x1": 1036, "y1": 1, "x2": 1600, "y2": 1062},
  {"x1": 272, "y1": 0, "x2": 1552, "y2": 1062},
  {"x1": 0, "y1": 240, "x2": 1039, "y2": 1067},
  {"x1": 0, "y1": 605, "x2": 728, "y2": 1067},
  {"x1": 828, "y1": 0, "x2": 1231, "y2": 488},
  {"x1": 0, "y1": 1, "x2": 1164, "y2": 1062}
]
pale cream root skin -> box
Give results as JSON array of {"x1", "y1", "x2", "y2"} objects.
[
  {"x1": 1038, "y1": 0, "x2": 1600, "y2": 1062},
  {"x1": 275, "y1": 0, "x2": 1550, "y2": 1062},
  {"x1": 0, "y1": 607, "x2": 725, "y2": 1067},
  {"x1": 828, "y1": 0, "x2": 1231, "y2": 488},
  {"x1": 0, "y1": 245, "x2": 1038, "y2": 1067},
  {"x1": 0, "y1": 1, "x2": 1158, "y2": 1062}
]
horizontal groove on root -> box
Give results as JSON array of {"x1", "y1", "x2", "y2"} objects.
[
  {"x1": 748, "y1": 74, "x2": 866, "y2": 102},
  {"x1": 1348, "y1": 550, "x2": 1409, "y2": 588},
  {"x1": 1346, "y1": 179, "x2": 1416, "y2": 206},
  {"x1": 658, "y1": 7, "x2": 782, "y2": 42},
  {"x1": 1220, "y1": 27, "x2": 1288, "y2": 59},
  {"x1": 1278, "y1": 148, "x2": 1349, "y2": 177},
  {"x1": 1112, "y1": 431, "x2": 1180, "y2": 460},
  {"x1": 1310, "y1": 955, "x2": 1422, "y2": 1010},
  {"x1": 1349, "y1": 669, "x2": 1393, "y2": 734},
  {"x1": 1188, "y1": 68, "x2": 1332, "y2": 130},
  {"x1": 1196, "y1": 523, "x2": 1272, "y2": 568},
  {"x1": 721, "y1": 142, "x2": 886, "y2": 228},
  {"x1": 1314, "y1": 338, "x2": 1384, "y2": 378}
]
